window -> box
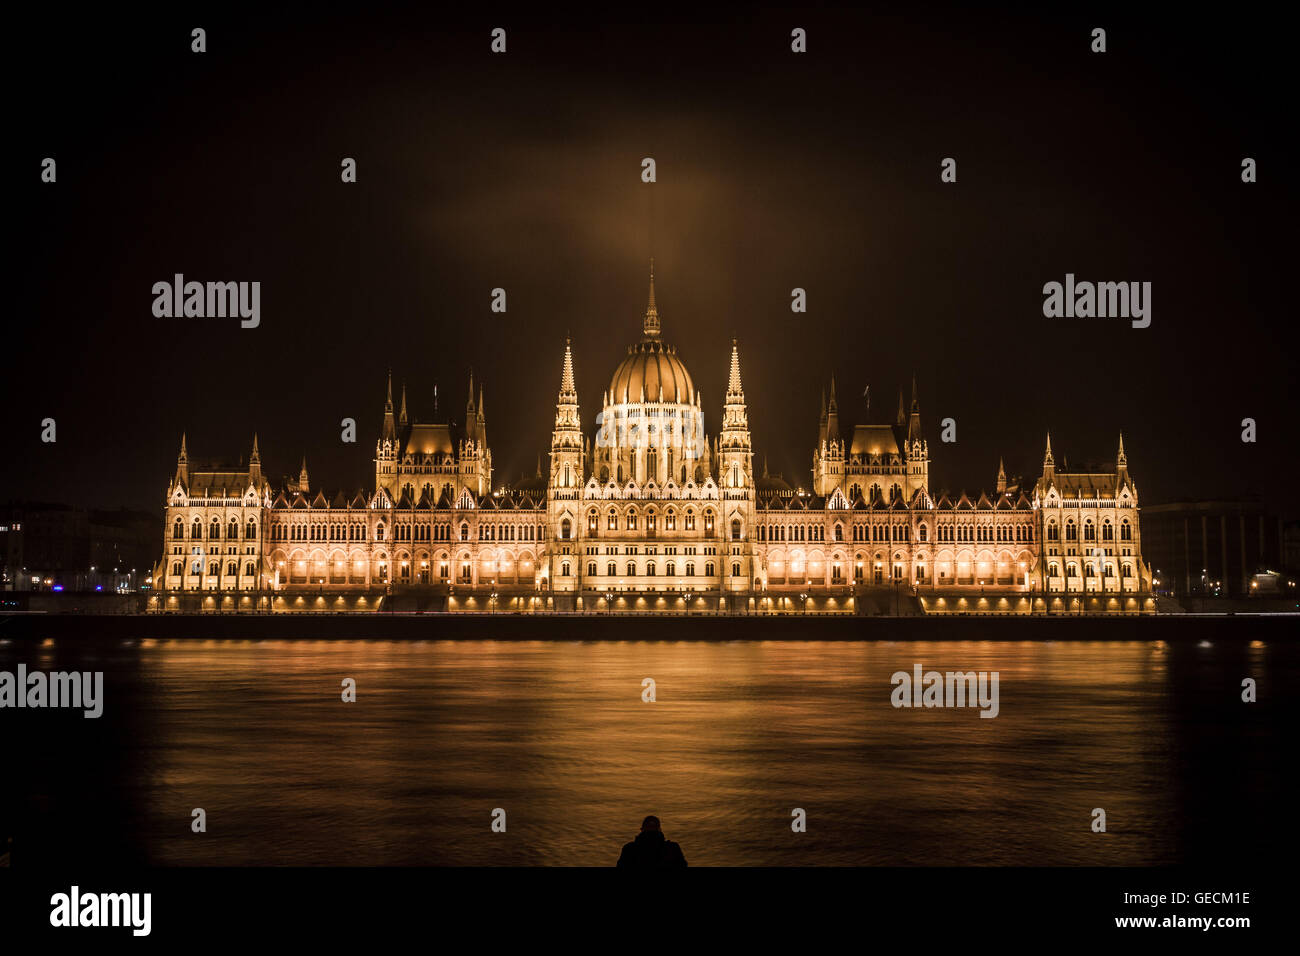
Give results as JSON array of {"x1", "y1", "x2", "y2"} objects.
[
  {"x1": 705, "y1": 561, "x2": 715, "y2": 576},
  {"x1": 627, "y1": 562, "x2": 636, "y2": 575},
  {"x1": 588, "y1": 511, "x2": 598, "y2": 533},
  {"x1": 460, "y1": 523, "x2": 468, "y2": 541},
  {"x1": 666, "y1": 561, "x2": 675, "y2": 575},
  {"x1": 627, "y1": 511, "x2": 638, "y2": 531},
  {"x1": 732, "y1": 562, "x2": 741, "y2": 576},
  {"x1": 686, "y1": 562, "x2": 695, "y2": 576},
  {"x1": 608, "y1": 510, "x2": 617, "y2": 530},
  {"x1": 647, "y1": 562, "x2": 656, "y2": 576},
  {"x1": 588, "y1": 562, "x2": 597, "y2": 576},
  {"x1": 173, "y1": 519, "x2": 184, "y2": 539},
  {"x1": 561, "y1": 518, "x2": 572, "y2": 540},
  {"x1": 666, "y1": 512, "x2": 676, "y2": 531},
  {"x1": 607, "y1": 561, "x2": 616, "y2": 576},
  {"x1": 1121, "y1": 521, "x2": 1132, "y2": 541},
  {"x1": 1065, "y1": 522, "x2": 1077, "y2": 541}
]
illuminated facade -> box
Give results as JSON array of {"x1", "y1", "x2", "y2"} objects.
[{"x1": 153, "y1": 267, "x2": 1152, "y2": 613}]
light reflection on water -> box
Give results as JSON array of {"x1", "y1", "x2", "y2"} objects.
[{"x1": 8, "y1": 638, "x2": 1287, "y2": 866}]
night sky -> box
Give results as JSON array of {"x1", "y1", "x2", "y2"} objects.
[{"x1": 9, "y1": 4, "x2": 1296, "y2": 514}]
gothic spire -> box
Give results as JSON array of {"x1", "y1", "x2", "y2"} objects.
[
  {"x1": 398, "y1": 382, "x2": 408, "y2": 425},
  {"x1": 642, "y1": 259, "x2": 660, "y2": 337},
  {"x1": 727, "y1": 339, "x2": 744, "y2": 398}
]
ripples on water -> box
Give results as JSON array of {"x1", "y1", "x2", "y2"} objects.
[{"x1": 5, "y1": 638, "x2": 1289, "y2": 866}]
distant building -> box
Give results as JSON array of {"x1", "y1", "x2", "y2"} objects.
[
  {"x1": 1140, "y1": 498, "x2": 1287, "y2": 598},
  {"x1": 1, "y1": 503, "x2": 159, "y2": 592},
  {"x1": 153, "y1": 266, "x2": 1151, "y2": 614}
]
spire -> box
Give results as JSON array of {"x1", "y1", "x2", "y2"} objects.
[
  {"x1": 467, "y1": 370, "x2": 475, "y2": 410},
  {"x1": 896, "y1": 387, "x2": 905, "y2": 425},
  {"x1": 727, "y1": 339, "x2": 743, "y2": 398},
  {"x1": 536, "y1": 454, "x2": 542, "y2": 478},
  {"x1": 762, "y1": 456, "x2": 770, "y2": 478},
  {"x1": 642, "y1": 259, "x2": 660, "y2": 337},
  {"x1": 178, "y1": 432, "x2": 188, "y2": 460},
  {"x1": 1117, "y1": 432, "x2": 1127, "y2": 464},
  {"x1": 298, "y1": 456, "x2": 309, "y2": 490},
  {"x1": 996, "y1": 456, "x2": 1007, "y2": 494},
  {"x1": 382, "y1": 371, "x2": 397, "y2": 441},
  {"x1": 250, "y1": 433, "x2": 259, "y2": 462},
  {"x1": 826, "y1": 374, "x2": 840, "y2": 442},
  {"x1": 560, "y1": 337, "x2": 576, "y2": 398},
  {"x1": 433, "y1": 385, "x2": 439, "y2": 416},
  {"x1": 477, "y1": 385, "x2": 485, "y2": 420},
  {"x1": 1044, "y1": 431, "x2": 1054, "y2": 464},
  {"x1": 910, "y1": 371, "x2": 919, "y2": 412},
  {"x1": 398, "y1": 382, "x2": 408, "y2": 425}
]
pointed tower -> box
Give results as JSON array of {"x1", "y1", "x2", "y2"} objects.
[
  {"x1": 1043, "y1": 432, "x2": 1055, "y2": 484},
  {"x1": 298, "y1": 456, "x2": 309, "y2": 493},
  {"x1": 826, "y1": 375, "x2": 841, "y2": 444},
  {"x1": 642, "y1": 259, "x2": 660, "y2": 338},
  {"x1": 376, "y1": 371, "x2": 399, "y2": 493},
  {"x1": 382, "y1": 370, "x2": 396, "y2": 442},
  {"x1": 549, "y1": 338, "x2": 583, "y2": 490},
  {"x1": 996, "y1": 456, "x2": 1007, "y2": 494},
  {"x1": 896, "y1": 387, "x2": 906, "y2": 426},
  {"x1": 1116, "y1": 432, "x2": 1128, "y2": 478},
  {"x1": 175, "y1": 433, "x2": 189, "y2": 486},
  {"x1": 546, "y1": 338, "x2": 584, "y2": 593},
  {"x1": 398, "y1": 382, "x2": 409, "y2": 427},
  {"x1": 718, "y1": 340, "x2": 756, "y2": 595},
  {"x1": 249, "y1": 433, "x2": 262, "y2": 485},
  {"x1": 907, "y1": 372, "x2": 922, "y2": 444}
]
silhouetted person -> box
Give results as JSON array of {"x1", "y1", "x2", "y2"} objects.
[{"x1": 617, "y1": 815, "x2": 687, "y2": 867}]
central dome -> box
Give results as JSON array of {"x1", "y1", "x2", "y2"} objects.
[
  {"x1": 609, "y1": 340, "x2": 694, "y2": 405},
  {"x1": 607, "y1": 262, "x2": 695, "y2": 405}
]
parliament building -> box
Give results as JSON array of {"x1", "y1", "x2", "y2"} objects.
[{"x1": 151, "y1": 269, "x2": 1154, "y2": 615}]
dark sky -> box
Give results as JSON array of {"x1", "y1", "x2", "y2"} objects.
[{"x1": 8, "y1": 3, "x2": 1297, "y2": 514}]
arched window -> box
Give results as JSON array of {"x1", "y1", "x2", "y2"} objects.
[
  {"x1": 561, "y1": 561, "x2": 570, "y2": 576},
  {"x1": 705, "y1": 561, "x2": 715, "y2": 576},
  {"x1": 834, "y1": 523, "x2": 844, "y2": 542},
  {"x1": 704, "y1": 512, "x2": 715, "y2": 535},
  {"x1": 607, "y1": 510, "x2": 617, "y2": 530},
  {"x1": 460, "y1": 523, "x2": 469, "y2": 541},
  {"x1": 1121, "y1": 520, "x2": 1132, "y2": 541},
  {"x1": 210, "y1": 518, "x2": 221, "y2": 540},
  {"x1": 587, "y1": 562, "x2": 597, "y2": 576},
  {"x1": 666, "y1": 561, "x2": 675, "y2": 575},
  {"x1": 173, "y1": 518, "x2": 184, "y2": 539},
  {"x1": 647, "y1": 562, "x2": 656, "y2": 576},
  {"x1": 607, "y1": 561, "x2": 616, "y2": 576},
  {"x1": 561, "y1": 517, "x2": 572, "y2": 540},
  {"x1": 732, "y1": 518, "x2": 742, "y2": 541},
  {"x1": 1102, "y1": 521, "x2": 1114, "y2": 541},
  {"x1": 1065, "y1": 521, "x2": 1077, "y2": 541},
  {"x1": 918, "y1": 524, "x2": 928, "y2": 542},
  {"x1": 666, "y1": 510, "x2": 676, "y2": 531},
  {"x1": 1083, "y1": 521, "x2": 1095, "y2": 542},
  {"x1": 588, "y1": 510, "x2": 598, "y2": 533},
  {"x1": 627, "y1": 561, "x2": 636, "y2": 575},
  {"x1": 686, "y1": 562, "x2": 695, "y2": 576},
  {"x1": 1047, "y1": 521, "x2": 1059, "y2": 541}
]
